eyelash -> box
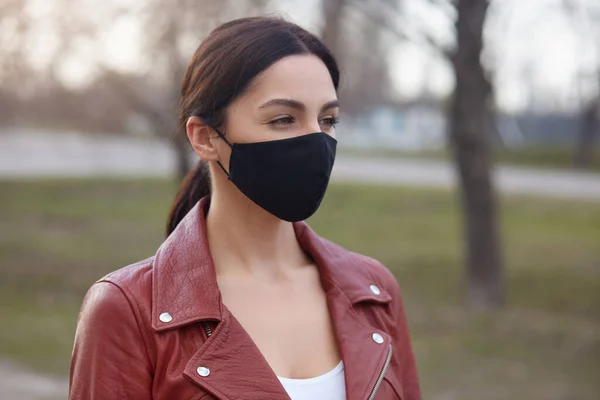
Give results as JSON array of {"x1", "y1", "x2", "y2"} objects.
[
  {"x1": 269, "y1": 117, "x2": 294, "y2": 127},
  {"x1": 323, "y1": 117, "x2": 340, "y2": 128},
  {"x1": 269, "y1": 116, "x2": 340, "y2": 128}
]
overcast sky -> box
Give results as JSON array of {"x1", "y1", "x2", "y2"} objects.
[{"x1": 22, "y1": 0, "x2": 600, "y2": 113}]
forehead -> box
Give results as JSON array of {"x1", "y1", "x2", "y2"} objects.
[{"x1": 243, "y1": 54, "x2": 337, "y2": 107}]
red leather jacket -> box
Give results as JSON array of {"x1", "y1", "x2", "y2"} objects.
[{"x1": 70, "y1": 197, "x2": 420, "y2": 399}]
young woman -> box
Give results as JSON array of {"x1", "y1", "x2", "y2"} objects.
[{"x1": 70, "y1": 17, "x2": 420, "y2": 400}]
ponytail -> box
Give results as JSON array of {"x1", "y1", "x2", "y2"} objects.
[{"x1": 166, "y1": 161, "x2": 211, "y2": 236}]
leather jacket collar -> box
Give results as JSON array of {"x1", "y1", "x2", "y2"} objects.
[{"x1": 151, "y1": 196, "x2": 391, "y2": 333}]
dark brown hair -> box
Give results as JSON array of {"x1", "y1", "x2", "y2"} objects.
[{"x1": 166, "y1": 17, "x2": 340, "y2": 235}]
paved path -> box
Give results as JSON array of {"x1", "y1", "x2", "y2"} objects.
[
  {"x1": 2, "y1": 131, "x2": 600, "y2": 201},
  {"x1": 0, "y1": 359, "x2": 67, "y2": 400},
  {"x1": 333, "y1": 157, "x2": 600, "y2": 201}
]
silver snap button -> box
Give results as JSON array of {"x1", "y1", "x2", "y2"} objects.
[
  {"x1": 370, "y1": 284, "x2": 381, "y2": 295},
  {"x1": 197, "y1": 366, "x2": 210, "y2": 377},
  {"x1": 159, "y1": 312, "x2": 173, "y2": 323},
  {"x1": 372, "y1": 333, "x2": 384, "y2": 344}
]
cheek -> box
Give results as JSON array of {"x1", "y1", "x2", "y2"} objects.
[
  {"x1": 214, "y1": 139, "x2": 232, "y2": 167},
  {"x1": 228, "y1": 116, "x2": 295, "y2": 142},
  {"x1": 225, "y1": 103, "x2": 272, "y2": 143}
]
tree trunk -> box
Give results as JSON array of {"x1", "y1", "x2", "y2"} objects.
[
  {"x1": 573, "y1": 98, "x2": 599, "y2": 169},
  {"x1": 321, "y1": 0, "x2": 346, "y2": 59},
  {"x1": 451, "y1": 0, "x2": 504, "y2": 310}
]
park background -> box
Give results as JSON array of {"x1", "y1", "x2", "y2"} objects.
[{"x1": 0, "y1": 0, "x2": 599, "y2": 399}]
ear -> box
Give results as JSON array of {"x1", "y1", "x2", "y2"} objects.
[{"x1": 186, "y1": 116, "x2": 219, "y2": 161}]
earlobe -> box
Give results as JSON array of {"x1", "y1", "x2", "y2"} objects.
[{"x1": 186, "y1": 116, "x2": 219, "y2": 161}]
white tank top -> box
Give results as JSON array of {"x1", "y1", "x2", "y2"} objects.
[{"x1": 277, "y1": 361, "x2": 346, "y2": 400}]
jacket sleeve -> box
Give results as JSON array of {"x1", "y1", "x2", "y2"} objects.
[
  {"x1": 388, "y1": 277, "x2": 421, "y2": 400},
  {"x1": 70, "y1": 281, "x2": 153, "y2": 399}
]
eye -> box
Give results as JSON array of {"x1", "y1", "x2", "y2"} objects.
[
  {"x1": 268, "y1": 116, "x2": 295, "y2": 128},
  {"x1": 320, "y1": 116, "x2": 340, "y2": 128}
]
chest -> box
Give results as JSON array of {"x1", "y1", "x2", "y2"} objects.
[
  {"x1": 217, "y1": 272, "x2": 341, "y2": 379},
  {"x1": 149, "y1": 273, "x2": 404, "y2": 400},
  {"x1": 149, "y1": 307, "x2": 403, "y2": 400}
]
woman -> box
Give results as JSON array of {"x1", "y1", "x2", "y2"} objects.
[{"x1": 70, "y1": 17, "x2": 420, "y2": 400}]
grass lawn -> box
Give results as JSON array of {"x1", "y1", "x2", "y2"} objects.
[{"x1": 0, "y1": 179, "x2": 598, "y2": 399}]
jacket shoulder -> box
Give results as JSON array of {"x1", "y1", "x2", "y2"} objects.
[
  {"x1": 99, "y1": 256, "x2": 154, "y2": 296},
  {"x1": 319, "y1": 237, "x2": 401, "y2": 295},
  {"x1": 80, "y1": 256, "x2": 155, "y2": 331},
  {"x1": 71, "y1": 273, "x2": 154, "y2": 398},
  {"x1": 350, "y1": 248, "x2": 397, "y2": 287}
]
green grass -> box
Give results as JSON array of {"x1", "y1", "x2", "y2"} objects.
[
  {"x1": 340, "y1": 146, "x2": 600, "y2": 173},
  {"x1": 0, "y1": 179, "x2": 599, "y2": 399}
]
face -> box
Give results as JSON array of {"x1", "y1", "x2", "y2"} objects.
[
  {"x1": 187, "y1": 54, "x2": 339, "y2": 168},
  {"x1": 224, "y1": 54, "x2": 339, "y2": 143}
]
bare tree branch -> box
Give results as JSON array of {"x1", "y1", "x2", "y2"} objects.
[{"x1": 348, "y1": 0, "x2": 454, "y2": 59}]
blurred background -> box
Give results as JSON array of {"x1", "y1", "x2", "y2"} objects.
[{"x1": 0, "y1": 0, "x2": 599, "y2": 399}]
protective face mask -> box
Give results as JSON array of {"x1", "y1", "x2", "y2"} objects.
[{"x1": 213, "y1": 128, "x2": 337, "y2": 222}]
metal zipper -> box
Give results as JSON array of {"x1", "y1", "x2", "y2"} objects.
[
  {"x1": 202, "y1": 321, "x2": 212, "y2": 338},
  {"x1": 367, "y1": 344, "x2": 393, "y2": 400}
]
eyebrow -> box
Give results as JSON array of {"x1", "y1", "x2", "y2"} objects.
[{"x1": 258, "y1": 98, "x2": 340, "y2": 113}]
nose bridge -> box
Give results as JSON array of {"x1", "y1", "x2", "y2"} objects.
[
  {"x1": 304, "y1": 125, "x2": 322, "y2": 135},
  {"x1": 304, "y1": 112, "x2": 323, "y2": 134},
  {"x1": 302, "y1": 104, "x2": 329, "y2": 134}
]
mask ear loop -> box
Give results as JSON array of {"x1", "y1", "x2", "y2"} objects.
[{"x1": 212, "y1": 127, "x2": 232, "y2": 177}]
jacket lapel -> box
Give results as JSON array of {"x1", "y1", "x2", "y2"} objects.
[
  {"x1": 183, "y1": 307, "x2": 290, "y2": 400},
  {"x1": 295, "y1": 222, "x2": 394, "y2": 400},
  {"x1": 181, "y1": 297, "x2": 392, "y2": 400},
  {"x1": 326, "y1": 284, "x2": 393, "y2": 400}
]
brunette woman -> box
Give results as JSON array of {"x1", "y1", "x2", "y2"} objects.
[{"x1": 70, "y1": 16, "x2": 420, "y2": 400}]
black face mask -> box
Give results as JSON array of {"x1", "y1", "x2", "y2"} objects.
[{"x1": 213, "y1": 129, "x2": 337, "y2": 222}]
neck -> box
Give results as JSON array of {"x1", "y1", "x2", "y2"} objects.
[{"x1": 206, "y1": 187, "x2": 310, "y2": 280}]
